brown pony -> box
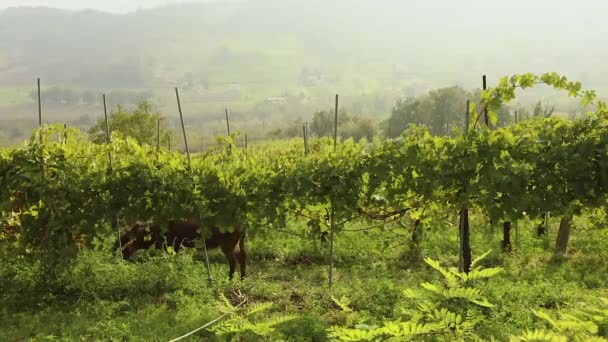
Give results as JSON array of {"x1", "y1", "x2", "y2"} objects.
[{"x1": 116, "y1": 221, "x2": 247, "y2": 280}]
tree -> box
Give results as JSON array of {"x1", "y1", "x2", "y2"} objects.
[
  {"x1": 389, "y1": 86, "x2": 470, "y2": 136},
  {"x1": 533, "y1": 100, "x2": 555, "y2": 118},
  {"x1": 389, "y1": 97, "x2": 431, "y2": 137},
  {"x1": 268, "y1": 118, "x2": 304, "y2": 139},
  {"x1": 310, "y1": 109, "x2": 334, "y2": 137},
  {"x1": 87, "y1": 101, "x2": 174, "y2": 146},
  {"x1": 428, "y1": 86, "x2": 468, "y2": 135},
  {"x1": 496, "y1": 105, "x2": 513, "y2": 127},
  {"x1": 341, "y1": 116, "x2": 376, "y2": 141},
  {"x1": 310, "y1": 108, "x2": 354, "y2": 138},
  {"x1": 533, "y1": 100, "x2": 543, "y2": 117}
]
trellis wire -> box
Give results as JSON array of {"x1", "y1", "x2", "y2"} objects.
[{"x1": 169, "y1": 299, "x2": 247, "y2": 342}]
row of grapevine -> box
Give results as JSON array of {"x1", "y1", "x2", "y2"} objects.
[{"x1": 1, "y1": 73, "x2": 606, "y2": 265}]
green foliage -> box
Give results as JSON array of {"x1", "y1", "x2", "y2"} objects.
[
  {"x1": 389, "y1": 86, "x2": 470, "y2": 137},
  {"x1": 87, "y1": 101, "x2": 174, "y2": 146},
  {"x1": 310, "y1": 108, "x2": 376, "y2": 141},
  {"x1": 510, "y1": 299, "x2": 608, "y2": 341},
  {"x1": 3, "y1": 72, "x2": 608, "y2": 268},
  {"x1": 3, "y1": 71, "x2": 608, "y2": 341},
  {"x1": 209, "y1": 297, "x2": 296, "y2": 341},
  {"x1": 341, "y1": 116, "x2": 377, "y2": 141},
  {"x1": 328, "y1": 321, "x2": 444, "y2": 341},
  {"x1": 328, "y1": 252, "x2": 501, "y2": 341},
  {"x1": 400, "y1": 252, "x2": 500, "y2": 337},
  {"x1": 311, "y1": 109, "x2": 338, "y2": 137}
]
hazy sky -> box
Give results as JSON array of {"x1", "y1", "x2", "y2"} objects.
[
  {"x1": 0, "y1": 0, "x2": 212, "y2": 13},
  {"x1": 2, "y1": 0, "x2": 608, "y2": 17}
]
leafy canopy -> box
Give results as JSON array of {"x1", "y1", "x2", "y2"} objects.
[{"x1": 87, "y1": 101, "x2": 174, "y2": 147}]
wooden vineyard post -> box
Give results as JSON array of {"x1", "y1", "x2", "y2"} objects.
[
  {"x1": 459, "y1": 100, "x2": 472, "y2": 273},
  {"x1": 303, "y1": 122, "x2": 309, "y2": 155},
  {"x1": 303, "y1": 124, "x2": 306, "y2": 153},
  {"x1": 483, "y1": 75, "x2": 489, "y2": 126},
  {"x1": 175, "y1": 88, "x2": 213, "y2": 285},
  {"x1": 157, "y1": 118, "x2": 161, "y2": 156},
  {"x1": 514, "y1": 111, "x2": 519, "y2": 250},
  {"x1": 329, "y1": 94, "x2": 339, "y2": 288},
  {"x1": 459, "y1": 208, "x2": 471, "y2": 273},
  {"x1": 224, "y1": 108, "x2": 232, "y2": 154},
  {"x1": 333, "y1": 95, "x2": 338, "y2": 151},
  {"x1": 37, "y1": 78, "x2": 42, "y2": 128},
  {"x1": 245, "y1": 133, "x2": 248, "y2": 150},
  {"x1": 225, "y1": 108, "x2": 231, "y2": 136},
  {"x1": 305, "y1": 122, "x2": 309, "y2": 155},
  {"x1": 103, "y1": 94, "x2": 122, "y2": 254},
  {"x1": 103, "y1": 95, "x2": 113, "y2": 171},
  {"x1": 465, "y1": 100, "x2": 470, "y2": 131},
  {"x1": 555, "y1": 215, "x2": 572, "y2": 258}
]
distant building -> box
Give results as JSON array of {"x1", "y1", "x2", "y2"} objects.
[
  {"x1": 299, "y1": 67, "x2": 326, "y2": 87},
  {"x1": 265, "y1": 96, "x2": 288, "y2": 105}
]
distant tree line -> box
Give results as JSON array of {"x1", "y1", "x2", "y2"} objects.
[
  {"x1": 29, "y1": 87, "x2": 154, "y2": 107},
  {"x1": 76, "y1": 88, "x2": 564, "y2": 149},
  {"x1": 387, "y1": 86, "x2": 516, "y2": 137},
  {"x1": 265, "y1": 86, "x2": 561, "y2": 143},
  {"x1": 266, "y1": 109, "x2": 377, "y2": 142}
]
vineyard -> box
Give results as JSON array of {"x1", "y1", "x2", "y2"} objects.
[{"x1": 2, "y1": 73, "x2": 608, "y2": 341}]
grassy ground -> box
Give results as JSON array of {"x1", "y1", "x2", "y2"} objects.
[{"x1": 2, "y1": 213, "x2": 608, "y2": 341}]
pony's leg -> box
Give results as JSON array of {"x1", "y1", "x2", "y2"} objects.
[
  {"x1": 221, "y1": 245, "x2": 237, "y2": 280},
  {"x1": 236, "y1": 238, "x2": 247, "y2": 280}
]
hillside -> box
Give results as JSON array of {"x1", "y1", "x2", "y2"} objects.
[
  {"x1": 1, "y1": 0, "x2": 607, "y2": 144},
  {"x1": 3, "y1": 1, "x2": 608, "y2": 88}
]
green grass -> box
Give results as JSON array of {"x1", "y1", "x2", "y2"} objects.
[{"x1": 2, "y1": 212, "x2": 608, "y2": 341}]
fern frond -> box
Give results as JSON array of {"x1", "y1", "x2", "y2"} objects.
[
  {"x1": 573, "y1": 336, "x2": 608, "y2": 342},
  {"x1": 464, "y1": 267, "x2": 503, "y2": 282},
  {"x1": 209, "y1": 316, "x2": 247, "y2": 335},
  {"x1": 509, "y1": 329, "x2": 568, "y2": 342},
  {"x1": 448, "y1": 267, "x2": 466, "y2": 281},
  {"x1": 438, "y1": 287, "x2": 495, "y2": 308},
  {"x1": 245, "y1": 302, "x2": 273, "y2": 317},
  {"x1": 471, "y1": 249, "x2": 493, "y2": 269},
  {"x1": 416, "y1": 301, "x2": 438, "y2": 315},
  {"x1": 375, "y1": 321, "x2": 445, "y2": 337},
  {"x1": 215, "y1": 293, "x2": 238, "y2": 314},
  {"x1": 533, "y1": 309, "x2": 599, "y2": 335},
  {"x1": 332, "y1": 295, "x2": 354, "y2": 313},
  {"x1": 532, "y1": 309, "x2": 560, "y2": 330},
  {"x1": 403, "y1": 288, "x2": 425, "y2": 299},
  {"x1": 242, "y1": 314, "x2": 297, "y2": 336},
  {"x1": 327, "y1": 326, "x2": 378, "y2": 341},
  {"x1": 328, "y1": 321, "x2": 445, "y2": 341},
  {"x1": 554, "y1": 318, "x2": 598, "y2": 334},
  {"x1": 424, "y1": 257, "x2": 459, "y2": 287},
  {"x1": 421, "y1": 282, "x2": 444, "y2": 296}
]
